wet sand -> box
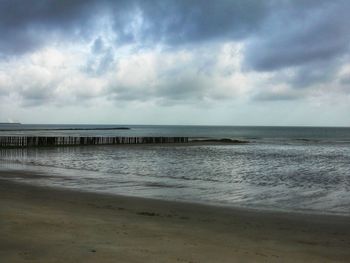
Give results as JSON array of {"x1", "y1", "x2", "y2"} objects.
[{"x1": 1, "y1": 177, "x2": 350, "y2": 262}]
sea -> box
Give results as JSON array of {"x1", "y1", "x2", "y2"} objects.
[{"x1": 0, "y1": 124, "x2": 350, "y2": 216}]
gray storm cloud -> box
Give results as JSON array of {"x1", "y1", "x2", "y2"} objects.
[
  {"x1": 244, "y1": 0, "x2": 350, "y2": 71},
  {"x1": 0, "y1": 0, "x2": 349, "y2": 106},
  {"x1": 1, "y1": 0, "x2": 349, "y2": 62},
  {"x1": 0, "y1": 0, "x2": 269, "y2": 55}
]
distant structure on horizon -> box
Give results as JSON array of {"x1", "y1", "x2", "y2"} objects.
[{"x1": 0, "y1": 122, "x2": 21, "y2": 125}]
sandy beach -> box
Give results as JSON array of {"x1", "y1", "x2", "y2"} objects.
[{"x1": 1, "y1": 174, "x2": 350, "y2": 263}]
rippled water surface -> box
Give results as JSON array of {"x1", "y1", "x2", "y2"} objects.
[{"x1": 1, "y1": 134, "x2": 350, "y2": 215}]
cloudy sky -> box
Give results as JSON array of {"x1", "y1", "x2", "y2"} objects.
[{"x1": 0, "y1": 0, "x2": 349, "y2": 126}]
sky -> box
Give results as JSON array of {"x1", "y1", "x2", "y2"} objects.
[{"x1": 0, "y1": 0, "x2": 350, "y2": 126}]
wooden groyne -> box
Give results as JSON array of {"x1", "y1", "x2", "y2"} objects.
[{"x1": 0, "y1": 136, "x2": 188, "y2": 148}]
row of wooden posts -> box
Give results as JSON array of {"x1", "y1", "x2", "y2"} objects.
[{"x1": 0, "y1": 136, "x2": 189, "y2": 148}]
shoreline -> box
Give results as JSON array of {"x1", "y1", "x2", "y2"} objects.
[
  {"x1": 0, "y1": 168, "x2": 349, "y2": 218},
  {"x1": 1, "y1": 177, "x2": 350, "y2": 262},
  {"x1": 2, "y1": 176, "x2": 350, "y2": 221}
]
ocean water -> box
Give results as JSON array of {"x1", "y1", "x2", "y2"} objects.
[{"x1": 0, "y1": 125, "x2": 350, "y2": 215}]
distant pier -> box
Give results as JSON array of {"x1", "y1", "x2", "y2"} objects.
[{"x1": 0, "y1": 136, "x2": 189, "y2": 148}]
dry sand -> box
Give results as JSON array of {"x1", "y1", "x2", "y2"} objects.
[{"x1": 1, "y1": 176, "x2": 350, "y2": 262}]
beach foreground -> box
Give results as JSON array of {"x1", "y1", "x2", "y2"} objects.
[{"x1": 1, "y1": 176, "x2": 350, "y2": 262}]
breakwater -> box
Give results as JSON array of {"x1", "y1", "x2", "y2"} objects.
[
  {"x1": 0, "y1": 127, "x2": 130, "y2": 131},
  {"x1": 0, "y1": 136, "x2": 188, "y2": 148}
]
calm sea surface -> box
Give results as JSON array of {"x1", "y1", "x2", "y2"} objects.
[{"x1": 0, "y1": 124, "x2": 350, "y2": 215}]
